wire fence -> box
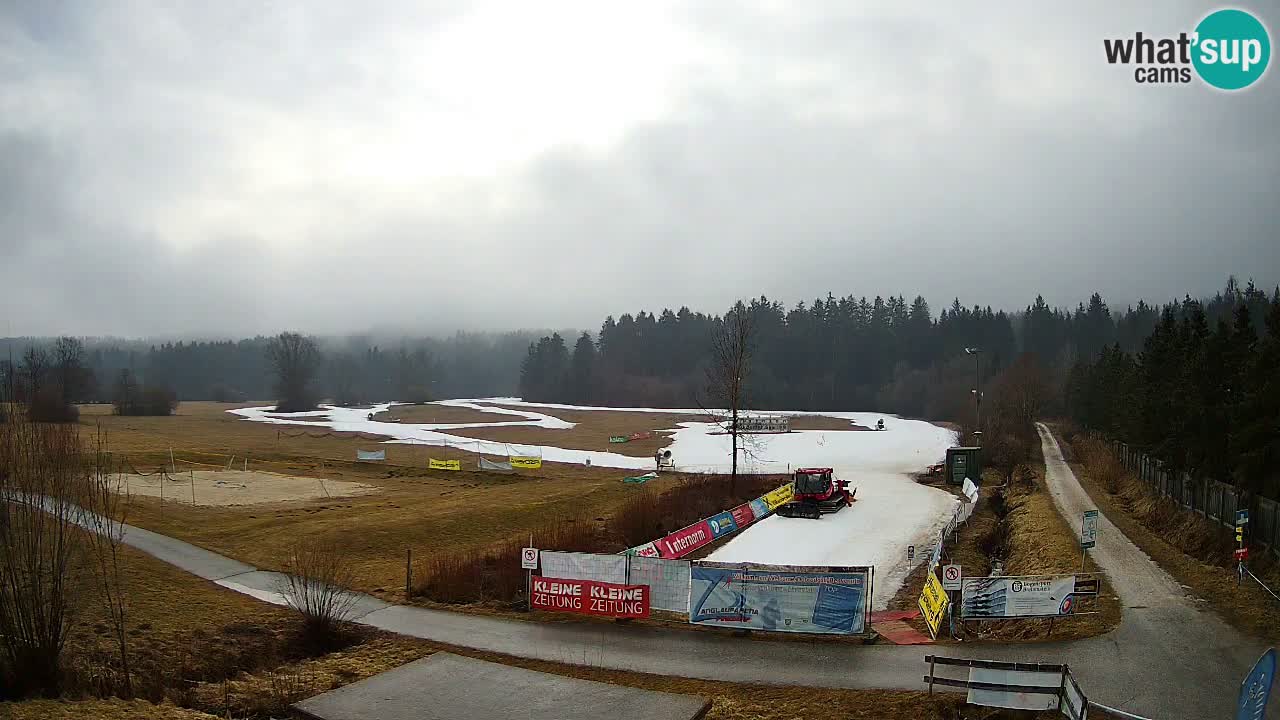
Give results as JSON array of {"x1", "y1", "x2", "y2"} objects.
[{"x1": 1110, "y1": 439, "x2": 1280, "y2": 560}]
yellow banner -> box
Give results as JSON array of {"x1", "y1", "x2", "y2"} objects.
[
  {"x1": 509, "y1": 456, "x2": 542, "y2": 469},
  {"x1": 762, "y1": 483, "x2": 794, "y2": 510},
  {"x1": 917, "y1": 571, "x2": 950, "y2": 639},
  {"x1": 428, "y1": 458, "x2": 461, "y2": 471}
]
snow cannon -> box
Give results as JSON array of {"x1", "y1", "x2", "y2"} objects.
[{"x1": 776, "y1": 467, "x2": 856, "y2": 519}]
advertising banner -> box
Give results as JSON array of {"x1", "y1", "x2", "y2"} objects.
[
  {"x1": 762, "y1": 484, "x2": 794, "y2": 510},
  {"x1": 531, "y1": 577, "x2": 649, "y2": 618},
  {"x1": 428, "y1": 458, "x2": 461, "y2": 471},
  {"x1": 657, "y1": 520, "x2": 714, "y2": 558},
  {"x1": 730, "y1": 503, "x2": 756, "y2": 529},
  {"x1": 917, "y1": 571, "x2": 950, "y2": 638},
  {"x1": 627, "y1": 556, "x2": 692, "y2": 613},
  {"x1": 749, "y1": 498, "x2": 770, "y2": 519},
  {"x1": 509, "y1": 456, "x2": 542, "y2": 469},
  {"x1": 707, "y1": 511, "x2": 738, "y2": 538},
  {"x1": 356, "y1": 449, "x2": 386, "y2": 461},
  {"x1": 608, "y1": 435, "x2": 628, "y2": 443},
  {"x1": 539, "y1": 551, "x2": 628, "y2": 585},
  {"x1": 623, "y1": 542, "x2": 660, "y2": 558},
  {"x1": 960, "y1": 575, "x2": 1076, "y2": 619},
  {"x1": 689, "y1": 562, "x2": 870, "y2": 634}
]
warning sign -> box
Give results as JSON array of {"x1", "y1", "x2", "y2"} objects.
[
  {"x1": 917, "y1": 571, "x2": 950, "y2": 639},
  {"x1": 520, "y1": 547, "x2": 539, "y2": 570},
  {"x1": 942, "y1": 564, "x2": 962, "y2": 591}
]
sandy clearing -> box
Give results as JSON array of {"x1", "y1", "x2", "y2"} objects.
[{"x1": 120, "y1": 470, "x2": 379, "y2": 506}]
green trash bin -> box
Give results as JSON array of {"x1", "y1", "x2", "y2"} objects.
[{"x1": 946, "y1": 446, "x2": 982, "y2": 486}]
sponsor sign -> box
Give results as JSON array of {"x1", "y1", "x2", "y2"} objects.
[
  {"x1": 624, "y1": 541, "x2": 660, "y2": 558},
  {"x1": 942, "y1": 564, "x2": 962, "y2": 591},
  {"x1": 690, "y1": 562, "x2": 870, "y2": 634},
  {"x1": 918, "y1": 571, "x2": 950, "y2": 638},
  {"x1": 509, "y1": 456, "x2": 542, "y2": 469},
  {"x1": 531, "y1": 577, "x2": 649, "y2": 619},
  {"x1": 960, "y1": 575, "x2": 1077, "y2": 619},
  {"x1": 657, "y1": 520, "x2": 714, "y2": 558},
  {"x1": 749, "y1": 498, "x2": 770, "y2": 519},
  {"x1": 730, "y1": 503, "x2": 756, "y2": 529},
  {"x1": 520, "y1": 547, "x2": 538, "y2": 570},
  {"x1": 428, "y1": 458, "x2": 461, "y2": 471},
  {"x1": 1081, "y1": 510, "x2": 1099, "y2": 549},
  {"x1": 608, "y1": 435, "x2": 628, "y2": 443},
  {"x1": 1237, "y1": 648, "x2": 1276, "y2": 720},
  {"x1": 707, "y1": 511, "x2": 738, "y2": 538},
  {"x1": 762, "y1": 484, "x2": 795, "y2": 510},
  {"x1": 1236, "y1": 547, "x2": 1251, "y2": 560},
  {"x1": 356, "y1": 449, "x2": 385, "y2": 461}
]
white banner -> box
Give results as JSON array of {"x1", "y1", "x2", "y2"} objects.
[
  {"x1": 479, "y1": 457, "x2": 513, "y2": 471},
  {"x1": 539, "y1": 551, "x2": 627, "y2": 586},
  {"x1": 627, "y1": 556, "x2": 691, "y2": 613},
  {"x1": 356, "y1": 449, "x2": 386, "y2": 461},
  {"x1": 967, "y1": 668, "x2": 1062, "y2": 711},
  {"x1": 960, "y1": 575, "x2": 1077, "y2": 619}
]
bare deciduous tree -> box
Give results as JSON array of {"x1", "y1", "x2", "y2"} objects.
[
  {"x1": 267, "y1": 332, "x2": 322, "y2": 412},
  {"x1": 703, "y1": 301, "x2": 755, "y2": 494},
  {"x1": 279, "y1": 540, "x2": 358, "y2": 645}
]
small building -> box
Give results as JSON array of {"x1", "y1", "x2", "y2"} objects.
[{"x1": 946, "y1": 446, "x2": 982, "y2": 486}]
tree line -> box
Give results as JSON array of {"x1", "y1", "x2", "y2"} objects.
[
  {"x1": 517, "y1": 288, "x2": 1182, "y2": 418},
  {"x1": 1066, "y1": 279, "x2": 1280, "y2": 497}
]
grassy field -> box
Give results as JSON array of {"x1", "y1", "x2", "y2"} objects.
[
  {"x1": 1, "y1": 542, "x2": 1070, "y2": 720},
  {"x1": 371, "y1": 403, "x2": 515, "y2": 424},
  {"x1": 79, "y1": 401, "x2": 689, "y2": 599}
]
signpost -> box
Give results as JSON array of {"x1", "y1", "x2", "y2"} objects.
[
  {"x1": 1236, "y1": 648, "x2": 1276, "y2": 720},
  {"x1": 942, "y1": 564, "x2": 962, "y2": 591},
  {"x1": 521, "y1": 543, "x2": 538, "y2": 611},
  {"x1": 1080, "y1": 510, "x2": 1099, "y2": 572},
  {"x1": 908, "y1": 545, "x2": 916, "y2": 562},
  {"x1": 1237, "y1": 510, "x2": 1250, "y2": 585}
]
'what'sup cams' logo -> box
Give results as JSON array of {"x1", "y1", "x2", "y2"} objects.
[{"x1": 1104, "y1": 8, "x2": 1270, "y2": 90}]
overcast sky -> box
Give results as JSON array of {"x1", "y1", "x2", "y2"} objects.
[{"x1": 2, "y1": 1, "x2": 1277, "y2": 338}]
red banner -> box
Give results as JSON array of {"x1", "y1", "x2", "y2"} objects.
[
  {"x1": 730, "y1": 503, "x2": 755, "y2": 529},
  {"x1": 531, "y1": 577, "x2": 650, "y2": 618},
  {"x1": 657, "y1": 520, "x2": 714, "y2": 558}
]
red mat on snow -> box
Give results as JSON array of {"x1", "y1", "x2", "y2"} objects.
[
  {"x1": 870, "y1": 609, "x2": 920, "y2": 623},
  {"x1": 873, "y1": 620, "x2": 933, "y2": 645}
]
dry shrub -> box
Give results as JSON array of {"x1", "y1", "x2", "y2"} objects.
[
  {"x1": 1073, "y1": 436, "x2": 1125, "y2": 494},
  {"x1": 280, "y1": 541, "x2": 359, "y2": 646},
  {"x1": 416, "y1": 473, "x2": 786, "y2": 605}
]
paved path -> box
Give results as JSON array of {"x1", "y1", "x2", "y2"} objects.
[{"x1": 108, "y1": 426, "x2": 1271, "y2": 719}]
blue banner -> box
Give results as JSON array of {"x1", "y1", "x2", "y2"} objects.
[
  {"x1": 707, "y1": 511, "x2": 738, "y2": 538},
  {"x1": 689, "y1": 562, "x2": 870, "y2": 635}
]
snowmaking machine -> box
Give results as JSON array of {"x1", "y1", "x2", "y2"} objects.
[{"x1": 776, "y1": 467, "x2": 856, "y2": 519}]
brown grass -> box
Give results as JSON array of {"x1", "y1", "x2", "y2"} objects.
[
  {"x1": 371, "y1": 403, "x2": 514, "y2": 424},
  {"x1": 6, "y1": 529, "x2": 1072, "y2": 720},
  {"x1": 80, "y1": 402, "x2": 688, "y2": 601},
  {"x1": 886, "y1": 460, "x2": 1122, "y2": 643},
  {"x1": 444, "y1": 404, "x2": 691, "y2": 457},
  {"x1": 1065, "y1": 429, "x2": 1280, "y2": 645}
]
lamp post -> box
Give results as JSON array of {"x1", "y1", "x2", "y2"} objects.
[{"x1": 964, "y1": 347, "x2": 983, "y2": 445}]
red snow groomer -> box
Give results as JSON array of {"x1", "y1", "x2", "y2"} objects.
[{"x1": 776, "y1": 467, "x2": 856, "y2": 519}]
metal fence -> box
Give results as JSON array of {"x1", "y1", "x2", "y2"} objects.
[
  {"x1": 1110, "y1": 440, "x2": 1280, "y2": 558},
  {"x1": 540, "y1": 551, "x2": 691, "y2": 613}
]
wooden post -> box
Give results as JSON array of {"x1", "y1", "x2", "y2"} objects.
[
  {"x1": 190, "y1": 470, "x2": 196, "y2": 505},
  {"x1": 169, "y1": 447, "x2": 176, "y2": 474},
  {"x1": 159, "y1": 472, "x2": 165, "y2": 521},
  {"x1": 928, "y1": 655, "x2": 936, "y2": 695},
  {"x1": 405, "y1": 548, "x2": 412, "y2": 600},
  {"x1": 526, "y1": 532, "x2": 534, "y2": 612}
]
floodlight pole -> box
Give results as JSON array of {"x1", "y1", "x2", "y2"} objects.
[{"x1": 964, "y1": 347, "x2": 983, "y2": 445}]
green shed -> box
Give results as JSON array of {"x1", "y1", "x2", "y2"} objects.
[{"x1": 945, "y1": 446, "x2": 982, "y2": 486}]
